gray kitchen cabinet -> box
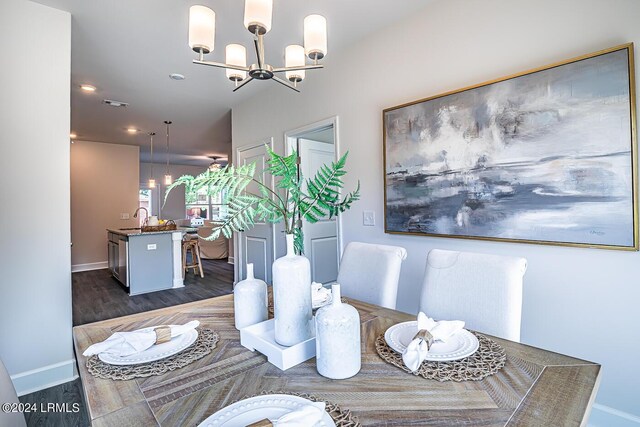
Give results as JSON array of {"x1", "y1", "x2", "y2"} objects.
[{"x1": 106, "y1": 229, "x2": 182, "y2": 295}]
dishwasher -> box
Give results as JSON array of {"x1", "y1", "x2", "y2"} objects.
[{"x1": 117, "y1": 235, "x2": 129, "y2": 287}]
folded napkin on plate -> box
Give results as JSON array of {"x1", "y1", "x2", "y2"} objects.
[
  {"x1": 312, "y1": 282, "x2": 331, "y2": 306},
  {"x1": 248, "y1": 402, "x2": 326, "y2": 427},
  {"x1": 402, "y1": 312, "x2": 464, "y2": 372},
  {"x1": 82, "y1": 320, "x2": 200, "y2": 357}
]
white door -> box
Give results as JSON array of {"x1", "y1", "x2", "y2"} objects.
[
  {"x1": 298, "y1": 138, "x2": 338, "y2": 284},
  {"x1": 237, "y1": 143, "x2": 274, "y2": 283}
]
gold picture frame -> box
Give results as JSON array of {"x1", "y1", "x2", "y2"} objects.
[{"x1": 383, "y1": 43, "x2": 638, "y2": 251}]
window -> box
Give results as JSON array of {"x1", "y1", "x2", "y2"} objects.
[
  {"x1": 186, "y1": 187, "x2": 209, "y2": 219},
  {"x1": 185, "y1": 188, "x2": 227, "y2": 221}
]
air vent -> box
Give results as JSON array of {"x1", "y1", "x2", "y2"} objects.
[{"x1": 103, "y1": 99, "x2": 129, "y2": 107}]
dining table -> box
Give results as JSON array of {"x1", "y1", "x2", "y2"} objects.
[{"x1": 73, "y1": 294, "x2": 600, "y2": 426}]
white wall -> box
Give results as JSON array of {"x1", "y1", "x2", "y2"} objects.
[
  {"x1": 0, "y1": 0, "x2": 75, "y2": 395},
  {"x1": 232, "y1": 0, "x2": 640, "y2": 424},
  {"x1": 71, "y1": 141, "x2": 140, "y2": 269}
]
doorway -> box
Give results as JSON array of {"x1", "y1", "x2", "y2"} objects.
[{"x1": 285, "y1": 117, "x2": 342, "y2": 284}]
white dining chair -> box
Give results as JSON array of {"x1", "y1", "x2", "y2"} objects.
[
  {"x1": 336, "y1": 242, "x2": 408, "y2": 309},
  {"x1": 0, "y1": 358, "x2": 26, "y2": 427},
  {"x1": 419, "y1": 249, "x2": 527, "y2": 342}
]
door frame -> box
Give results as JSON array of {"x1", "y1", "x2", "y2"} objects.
[
  {"x1": 234, "y1": 137, "x2": 276, "y2": 285},
  {"x1": 283, "y1": 116, "x2": 344, "y2": 262}
]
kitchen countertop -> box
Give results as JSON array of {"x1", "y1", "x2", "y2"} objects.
[{"x1": 107, "y1": 227, "x2": 195, "y2": 237}]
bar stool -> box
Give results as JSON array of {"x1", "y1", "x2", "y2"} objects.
[{"x1": 182, "y1": 238, "x2": 204, "y2": 278}]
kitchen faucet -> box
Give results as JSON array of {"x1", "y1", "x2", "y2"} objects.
[{"x1": 133, "y1": 207, "x2": 149, "y2": 223}]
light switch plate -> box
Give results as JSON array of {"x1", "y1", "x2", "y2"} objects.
[
  {"x1": 120, "y1": 213, "x2": 130, "y2": 220},
  {"x1": 363, "y1": 210, "x2": 375, "y2": 226},
  {"x1": 147, "y1": 244, "x2": 157, "y2": 250}
]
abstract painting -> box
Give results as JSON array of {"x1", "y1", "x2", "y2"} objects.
[{"x1": 383, "y1": 44, "x2": 637, "y2": 250}]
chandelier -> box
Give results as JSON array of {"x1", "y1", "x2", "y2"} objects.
[
  {"x1": 188, "y1": 0, "x2": 327, "y2": 92},
  {"x1": 209, "y1": 156, "x2": 222, "y2": 171}
]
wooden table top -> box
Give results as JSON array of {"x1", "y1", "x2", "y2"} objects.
[{"x1": 73, "y1": 294, "x2": 600, "y2": 426}]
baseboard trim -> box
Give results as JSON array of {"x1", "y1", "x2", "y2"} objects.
[
  {"x1": 589, "y1": 403, "x2": 640, "y2": 426},
  {"x1": 228, "y1": 256, "x2": 235, "y2": 265},
  {"x1": 72, "y1": 261, "x2": 108, "y2": 273},
  {"x1": 11, "y1": 359, "x2": 78, "y2": 396}
]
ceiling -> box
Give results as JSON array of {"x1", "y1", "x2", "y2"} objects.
[{"x1": 33, "y1": 0, "x2": 431, "y2": 166}]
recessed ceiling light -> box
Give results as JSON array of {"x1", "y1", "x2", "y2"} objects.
[
  {"x1": 103, "y1": 99, "x2": 129, "y2": 107},
  {"x1": 69, "y1": 132, "x2": 77, "y2": 139},
  {"x1": 126, "y1": 127, "x2": 138, "y2": 134},
  {"x1": 80, "y1": 84, "x2": 96, "y2": 92},
  {"x1": 169, "y1": 73, "x2": 186, "y2": 81}
]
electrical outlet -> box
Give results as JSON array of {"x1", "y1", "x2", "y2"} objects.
[
  {"x1": 120, "y1": 213, "x2": 130, "y2": 220},
  {"x1": 147, "y1": 244, "x2": 157, "y2": 250},
  {"x1": 363, "y1": 210, "x2": 375, "y2": 226}
]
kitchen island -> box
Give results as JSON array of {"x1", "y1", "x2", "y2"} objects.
[{"x1": 107, "y1": 228, "x2": 185, "y2": 295}]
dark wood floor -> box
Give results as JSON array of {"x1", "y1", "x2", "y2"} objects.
[
  {"x1": 19, "y1": 379, "x2": 90, "y2": 427},
  {"x1": 18, "y1": 258, "x2": 234, "y2": 426},
  {"x1": 73, "y1": 258, "x2": 234, "y2": 325}
]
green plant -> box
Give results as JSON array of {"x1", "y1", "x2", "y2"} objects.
[{"x1": 165, "y1": 146, "x2": 360, "y2": 254}]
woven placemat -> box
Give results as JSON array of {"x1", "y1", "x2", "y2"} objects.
[
  {"x1": 87, "y1": 328, "x2": 219, "y2": 380},
  {"x1": 375, "y1": 332, "x2": 506, "y2": 382},
  {"x1": 235, "y1": 390, "x2": 361, "y2": 426}
]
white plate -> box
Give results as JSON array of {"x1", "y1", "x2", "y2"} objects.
[
  {"x1": 98, "y1": 326, "x2": 198, "y2": 365},
  {"x1": 197, "y1": 394, "x2": 336, "y2": 427},
  {"x1": 384, "y1": 321, "x2": 479, "y2": 362}
]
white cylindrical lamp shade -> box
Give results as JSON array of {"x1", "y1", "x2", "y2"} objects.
[
  {"x1": 148, "y1": 178, "x2": 156, "y2": 189},
  {"x1": 189, "y1": 5, "x2": 215, "y2": 53},
  {"x1": 304, "y1": 14, "x2": 327, "y2": 60},
  {"x1": 244, "y1": 0, "x2": 272, "y2": 35},
  {"x1": 164, "y1": 174, "x2": 173, "y2": 185},
  {"x1": 225, "y1": 44, "x2": 247, "y2": 81},
  {"x1": 285, "y1": 45, "x2": 306, "y2": 83}
]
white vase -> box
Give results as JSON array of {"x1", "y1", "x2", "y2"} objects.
[
  {"x1": 272, "y1": 233, "x2": 313, "y2": 346},
  {"x1": 315, "y1": 284, "x2": 361, "y2": 379},
  {"x1": 233, "y1": 263, "x2": 268, "y2": 330}
]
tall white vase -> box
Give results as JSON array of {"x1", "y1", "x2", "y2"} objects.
[
  {"x1": 272, "y1": 233, "x2": 313, "y2": 346},
  {"x1": 233, "y1": 263, "x2": 268, "y2": 330},
  {"x1": 315, "y1": 284, "x2": 361, "y2": 379}
]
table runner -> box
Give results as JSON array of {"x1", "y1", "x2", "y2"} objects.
[
  {"x1": 86, "y1": 328, "x2": 219, "y2": 380},
  {"x1": 375, "y1": 331, "x2": 506, "y2": 381}
]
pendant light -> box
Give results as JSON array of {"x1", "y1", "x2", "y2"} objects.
[
  {"x1": 148, "y1": 132, "x2": 156, "y2": 188},
  {"x1": 164, "y1": 121, "x2": 173, "y2": 185}
]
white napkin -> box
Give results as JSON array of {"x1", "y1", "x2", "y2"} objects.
[
  {"x1": 82, "y1": 320, "x2": 200, "y2": 357},
  {"x1": 401, "y1": 313, "x2": 464, "y2": 372},
  {"x1": 273, "y1": 402, "x2": 326, "y2": 426},
  {"x1": 311, "y1": 282, "x2": 331, "y2": 306}
]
